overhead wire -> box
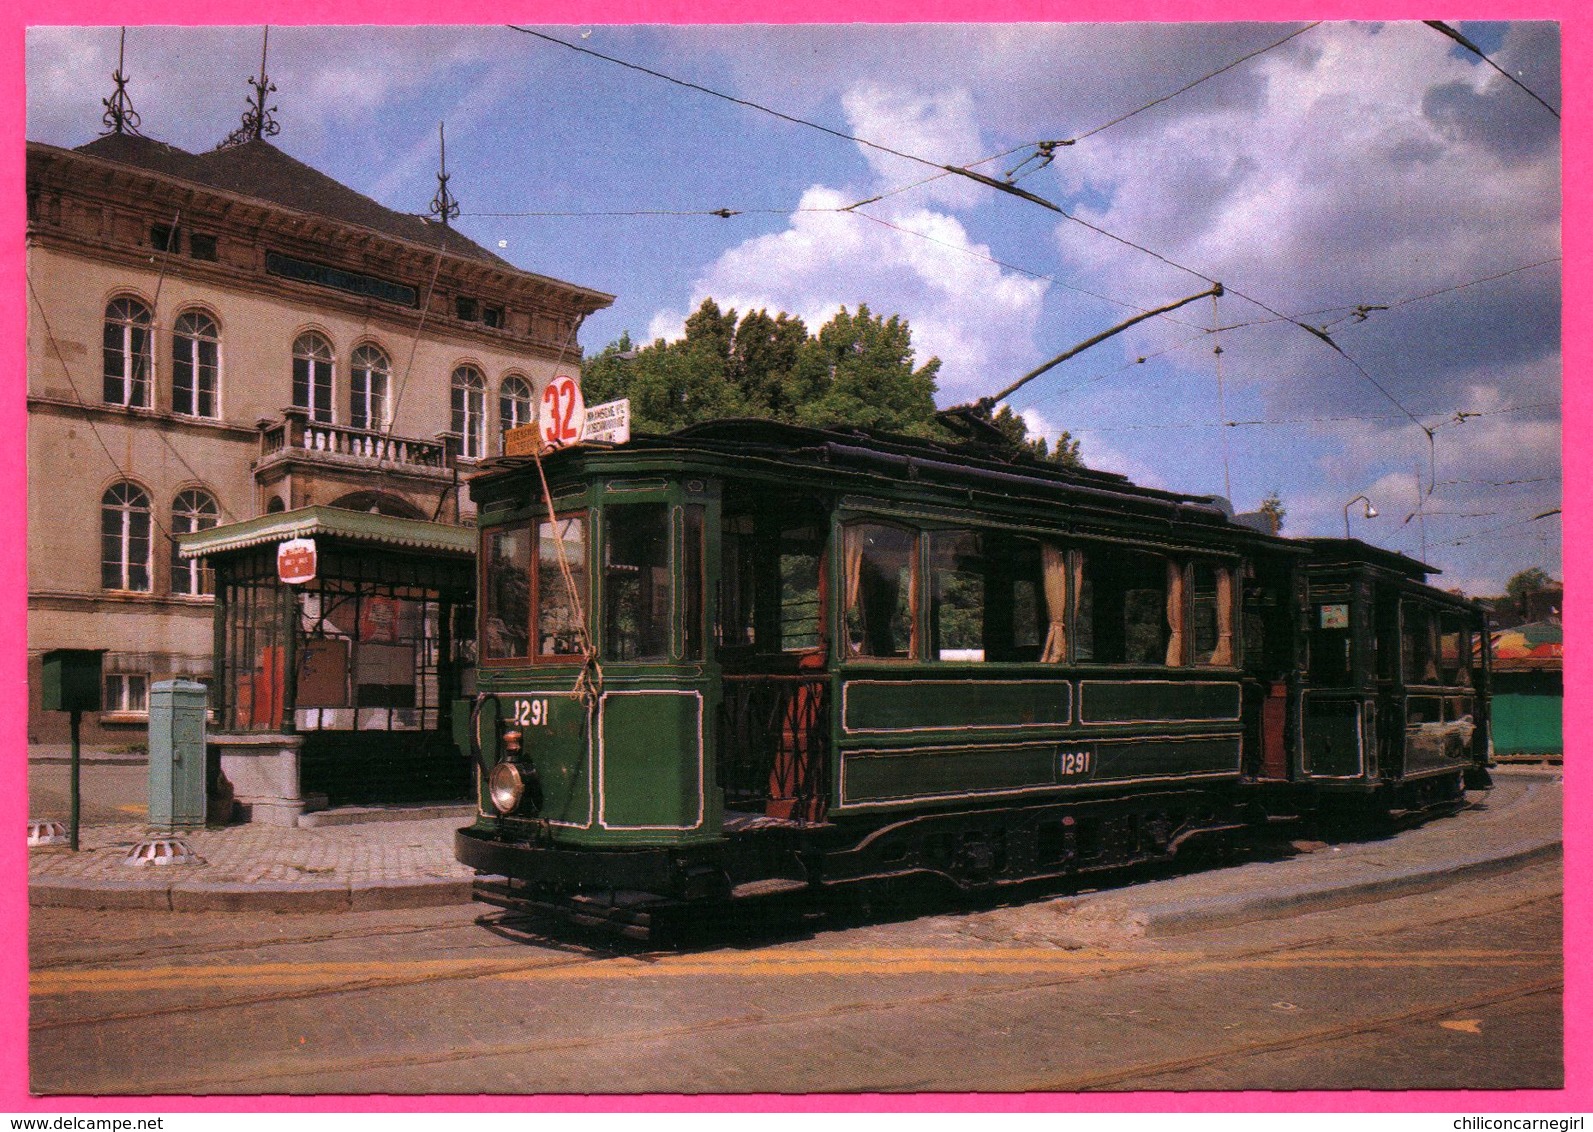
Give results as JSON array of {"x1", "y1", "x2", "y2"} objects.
[{"x1": 1424, "y1": 20, "x2": 1560, "y2": 119}]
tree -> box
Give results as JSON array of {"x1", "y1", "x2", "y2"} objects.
[
  {"x1": 581, "y1": 298, "x2": 1085, "y2": 468},
  {"x1": 1258, "y1": 491, "x2": 1286, "y2": 534},
  {"x1": 1504, "y1": 567, "x2": 1558, "y2": 621}
]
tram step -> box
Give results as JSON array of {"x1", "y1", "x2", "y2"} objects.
[{"x1": 730, "y1": 877, "x2": 810, "y2": 898}]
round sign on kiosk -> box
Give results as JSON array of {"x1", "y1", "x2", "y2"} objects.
[{"x1": 541, "y1": 375, "x2": 585, "y2": 449}]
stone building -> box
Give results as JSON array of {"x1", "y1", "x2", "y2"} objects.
[{"x1": 26, "y1": 89, "x2": 612, "y2": 747}]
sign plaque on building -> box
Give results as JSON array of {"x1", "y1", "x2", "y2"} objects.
[{"x1": 277, "y1": 538, "x2": 318, "y2": 585}]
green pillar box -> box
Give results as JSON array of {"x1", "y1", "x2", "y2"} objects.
[{"x1": 149, "y1": 680, "x2": 208, "y2": 831}]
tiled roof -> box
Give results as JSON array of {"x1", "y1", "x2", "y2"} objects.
[{"x1": 74, "y1": 133, "x2": 513, "y2": 268}]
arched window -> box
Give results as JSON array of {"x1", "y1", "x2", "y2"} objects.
[
  {"x1": 171, "y1": 310, "x2": 220, "y2": 417},
  {"x1": 292, "y1": 332, "x2": 335, "y2": 423},
  {"x1": 170, "y1": 489, "x2": 220, "y2": 596},
  {"x1": 101, "y1": 482, "x2": 152, "y2": 592},
  {"x1": 103, "y1": 297, "x2": 152, "y2": 408},
  {"x1": 451, "y1": 365, "x2": 487, "y2": 459},
  {"x1": 350, "y1": 344, "x2": 391, "y2": 432},
  {"x1": 499, "y1": 374, "x2": 534, "y2": 451}
]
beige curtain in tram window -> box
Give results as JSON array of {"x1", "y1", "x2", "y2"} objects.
[
  {"x1": 843, "y1": 525, "x2": 866, "y2": 654},
  {"x1": 1040, "y1": 543, "x2": 1069, "y2": 663},
  {"x1": 1165, "y1": 559, "x2": 1186, "y2": 667},
  {"x1": 905, "y1": 534, "x2": 921, "y2": 659},
  {"x1": 1210, "y1": 565, "x2": 1235, "y2": 667}
]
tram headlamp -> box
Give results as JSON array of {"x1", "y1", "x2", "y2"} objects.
[{"x1": 488, "y1": 760, "x2": 526, "y2": 814}]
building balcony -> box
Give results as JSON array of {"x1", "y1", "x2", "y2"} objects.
[{"x1": 254, "y1": 408, "x2": 468, "y2": 522}]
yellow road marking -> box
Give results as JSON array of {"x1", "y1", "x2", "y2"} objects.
[{"x1": 29, "y1": 947, "x2": 1559, "y2": 996}]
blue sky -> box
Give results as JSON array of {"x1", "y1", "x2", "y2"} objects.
[{"x1": 25, "y1": 21, "x2": 1563, "y2": 597}]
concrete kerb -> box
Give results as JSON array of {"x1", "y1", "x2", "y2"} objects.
[
  {"x1": 1133, "y1": 838, "x2": 1563, "y2": 937},
  {"x1": 30, "y1": 877, "x2": 476, "y2": 914}
]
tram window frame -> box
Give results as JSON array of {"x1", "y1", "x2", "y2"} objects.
[
  {"x1": 533, "y1": 512, "x2": 589, "y2": 663},
  {"x1": 1074, "y1": 545, "x2": 1176, "y2": 667},
  {"x1": 842, "y1": 520, "x2": 919, "y2": 661},
  {"x1": 1401, "y1": 600, "x2": 1442, "y2": 686},
  {"x1": 923, "y1": 529, "x2": 1052, "y2": 664},
  {"x1": 716, "y1": 511, "x2": 827, "y2": 658},
  {"x1": 1190, "y1": 560, "x2": 1238, "y2": 668},
  {"x1": 682, "y1": 505, "x2": 706, "y2": 661},
  {"x1": 481, "y1": 520, "x2": 533, "y2": 662},
  {"x1": 1438, "y1": 611, "x2": 1473, "y2": 687},
  {"x1": 603, "y1": 502, "x2": 672, "y2": 662}
]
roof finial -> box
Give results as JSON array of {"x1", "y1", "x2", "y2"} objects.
[
  {"x1": 217, "y1": 26, "x2": 279, "y2": 150},
  {"x1": 429, "y1": 121, "x2": 460, "y2": 226},
  {"x1": 100, "y1": 28, "x2": 142, "y2": 136}
]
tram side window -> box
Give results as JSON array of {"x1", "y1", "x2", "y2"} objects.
[
  {"x1": 928, "y1": 530, "x2": 986, "y2": 661},
  {"x1": 537, "y1": 516, "x2": 587, "y2": 658},
  {"x1": 604, "y1": 504, "x2": 670, "y2": 661},
  {"x1": 1402, "y1": 602, "x2": 1441, "y2": 685},
  {"x1": 1439, "y1": 612, "x2": 1472, "y2": 687},
  {"x1": 483, "y1": 523, "x2": 531, "y2": 660},
  {"x1": 1075, "y1": 547, "x2": 1173, "y2": 665},
  {"x1": 1191, "y1": 561, "x2": 1237, "y2": 667},
  {"x1": 844, "y1": 522, "x2": 918, "y2": 659},
  {"x1": 779, "y1": 524, "x2": 825, "y2": 652},
  {"x1": 720, "y1": 514, "x2": 758, "y2": 649}
]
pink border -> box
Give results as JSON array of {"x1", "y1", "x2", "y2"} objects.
[{"x1": 3, "y1": 1, "x2": 1583, "y2": 1113}]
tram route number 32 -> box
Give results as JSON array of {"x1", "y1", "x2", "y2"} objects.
[{"x1": 509, "y1": 698, "x2": 551, "y2": 727}]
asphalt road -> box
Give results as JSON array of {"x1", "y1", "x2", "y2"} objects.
[{"x1": 29, "y1": 780, "x2": 1562, "y2": 1097}]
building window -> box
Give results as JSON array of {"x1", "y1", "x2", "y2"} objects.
[
  {"x1": 171, "y1": 310, "x2": 220, "y2": 418},
  {"x1": 292, "y1": 332, "x2": 335, "y2": 423},
  {"x1": 103, "y1": 672, "x2": 149, "y2": 716},
  {"x1": 150, "y1": 223, "x2": 179, "y2": 253},
  {"x1": 101, "y1": 481, "x2": 152, "y2": 592},
  {"x1": 189, "y1": 233, "x2": 218, "y2": 261},
  {"x1": 482, "y1": 306, "x2": 504, "y2": 329},
  {"x1": 350, "y1": 344, "x2": 391, "y2": 432},
  {"x1": 451, "y1": 365, "x2": 487, "y2": 459},
  {"x1": 499, "y1": 375, "x2": 534, "y2": 450},
  {"x1": 171, "y1": 489, "x2": 220, "y2": 596},
  {"x1": 103, "y1": 297, "x2": 152, "y2": 408},
  {"x1": 456, "y1": 297, "x2": 480, "y2": 322}
]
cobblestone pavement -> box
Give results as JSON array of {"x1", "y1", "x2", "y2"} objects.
[{"x1": 27, "y1": 748, "x2": 1560, "y2": 921}]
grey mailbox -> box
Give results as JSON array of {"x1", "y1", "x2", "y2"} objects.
[{"x1": 148, "y1": 680, "x2": 208, "y2": 831}]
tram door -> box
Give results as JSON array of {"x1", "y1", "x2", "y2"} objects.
[
  {"x1": 717, "y1": 495, "x2": 832, "y2": 821},
  {"x1": 1241, "y1": 559, "x2": 1295, "y2": 781}
]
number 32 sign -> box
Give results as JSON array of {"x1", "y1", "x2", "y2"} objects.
[{"x1": 541, "y1": 375, "x2": 585, "y2": 449}]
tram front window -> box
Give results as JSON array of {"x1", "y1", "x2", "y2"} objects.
[
  {"x1": 604, "y1": 503, "x2": 671, "y2": 661},
  {"x1": 537, "y1": 516, "x2": 587, "y2": 658}
]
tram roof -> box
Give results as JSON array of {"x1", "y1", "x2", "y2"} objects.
[
  {"x1": 1297, "y1": 537, "x2": 1442, "y2": 581},
  {"x1": 478, "y1": 418, "x2": 1302, "y2": 545}
]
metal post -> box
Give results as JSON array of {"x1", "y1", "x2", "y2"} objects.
[
  {"x1": 68, "y1": 709, "x2": 81, "y2": 852},
  {"x1": 280, "y1": 580, "x2": 299, "y2": 733}
]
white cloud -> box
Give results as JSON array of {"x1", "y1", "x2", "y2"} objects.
[{"x1": 649, "y1": 182, "x2": 1050, "y2": 402}]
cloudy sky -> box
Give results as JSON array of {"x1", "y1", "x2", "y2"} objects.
[{"x1": 24, "y1": 20, "x2": 1563, "y2": 596}]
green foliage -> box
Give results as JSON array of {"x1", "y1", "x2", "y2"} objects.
[
  {"x1": 583, "y1": 298, "x2": 1084, "y2": 467},
  {"x1": 1258, "y1": 490, "x2": 1287, "y2": 534},
  {"x1": 1505, "y1": 567, "x2": 1555, "y2": 604}
]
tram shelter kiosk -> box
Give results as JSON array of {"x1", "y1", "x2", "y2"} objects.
[{"x1": 177, "y1": 507, "x2": 475, "y2": 825}]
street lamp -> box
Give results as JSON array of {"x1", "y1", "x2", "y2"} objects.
[{"x1": 1343, "y1": 494, "x2": 1378, "y2": 539}]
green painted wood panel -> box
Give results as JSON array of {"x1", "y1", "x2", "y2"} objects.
[
  {"x1": 599, "y1": 691, "x2": 704, "y2": 829},
  {"x1": 1090, "y1": 735, "x2": 1240, "y2": 780},
  {"x1": 842, "y1": 744, "x2": 1058, "y2": 803},
  {"x1": 504, "y1": 692, "x2": 591, "y2": 825},
  {"x1": 1080, "y1": 680, "x2": 1240, "y2": 723},
  {"x1": 1303, "y1": 698, "x2": 1363, "y2": 777},
  {"x1": 843, "y1": 679, "x2": 1069, "y2": 732}
]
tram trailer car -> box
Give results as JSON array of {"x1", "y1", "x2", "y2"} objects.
[{"x1": 453, "y1": 420, "x2": 1491, "y2": 935}]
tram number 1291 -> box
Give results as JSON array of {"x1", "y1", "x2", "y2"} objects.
[
  {"x1": 509, "y1": 698, "x2": 550, "y2": 727},
  {"x1": 1058, "y1": 749, "x2": 1093, "y2": 780}
]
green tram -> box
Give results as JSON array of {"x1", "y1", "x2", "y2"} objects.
[{"x1": 454, "y1": 420, "x2": 1491, "y2": 934}]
